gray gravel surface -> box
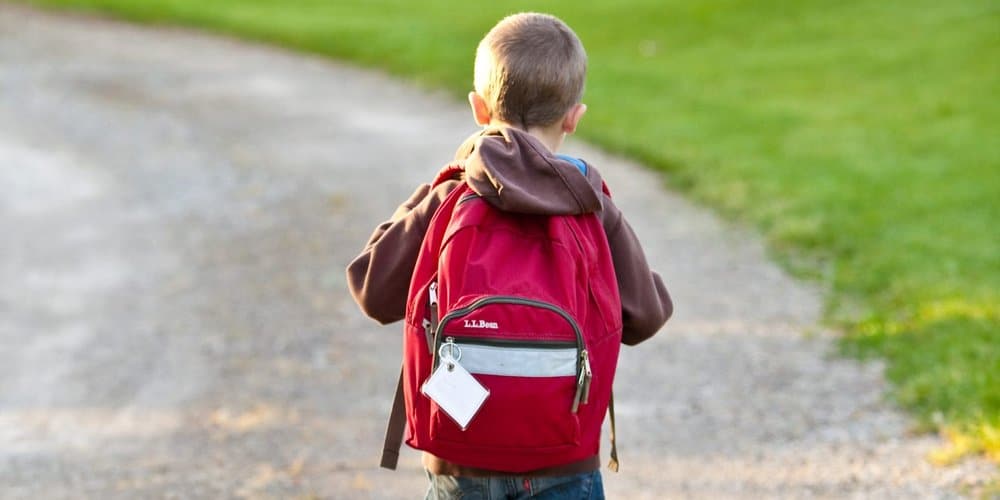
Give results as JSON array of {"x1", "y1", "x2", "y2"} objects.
[{"x1": 0, "y1": 4, "x2": 994, "y2": 499}]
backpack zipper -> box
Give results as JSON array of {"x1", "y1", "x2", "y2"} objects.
[
  {"x1": 438, "y1": 336, "x2": 577, "y2": 349},
  {"x1": 571, "y1": 350, "x2": 592, "y2": 413},
  {"x1": 421, "y1": 282, "x2": 439, "y2": 352},
  {"x1": 429, "y1": 282, "x2": 438, "y2": 306},
  {"x1": 431, "y1": 293, "x2": 591, "y2": 413}
]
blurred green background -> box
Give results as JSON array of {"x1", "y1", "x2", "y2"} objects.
[{"x1": 26, "y1": 0, "x2": 999, "y2": 461}]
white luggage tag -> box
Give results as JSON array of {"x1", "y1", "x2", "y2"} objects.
[{"x1": 421, "y1": 338, "x2": 490, "y2": 430}]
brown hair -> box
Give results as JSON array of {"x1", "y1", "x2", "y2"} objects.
[{"x1": 474, "y1": 13, "x2": 587, "y2": 128}]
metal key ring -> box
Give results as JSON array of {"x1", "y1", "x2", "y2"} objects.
[{"x1": 438, "y1": 342, "x2": 461, "y2": 362}]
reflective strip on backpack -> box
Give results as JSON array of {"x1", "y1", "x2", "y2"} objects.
[{"x1": 455, "y1": 343, "x2": 577, "y2": 378}]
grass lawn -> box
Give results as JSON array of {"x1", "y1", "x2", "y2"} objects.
[{"x1": 25, "y1": 0, "x2": 999, "y2": 462}]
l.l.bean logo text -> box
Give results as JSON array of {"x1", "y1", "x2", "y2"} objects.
[{"x1": 463, "y1": 319, "x2": 499, "y2": 330}]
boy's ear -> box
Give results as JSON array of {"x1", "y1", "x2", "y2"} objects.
[
  {"x1": 468, "y1": 92, "x2": 492, "y2": 126},
  {"x1": 561, "y1": 103, "x2": 587, "y2": 134}
]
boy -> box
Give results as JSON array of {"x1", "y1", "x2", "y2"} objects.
[{"x1": 347, "y1": 12, "x2": 672, "y2": 499}]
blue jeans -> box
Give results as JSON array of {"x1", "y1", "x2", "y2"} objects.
[{"x1": 424, "y1": 469, "x2": 604, "y2": 500}]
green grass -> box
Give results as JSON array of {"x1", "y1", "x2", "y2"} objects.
[{"x1": 24, "y1": 0, "x2": 1000, "y2": 461}]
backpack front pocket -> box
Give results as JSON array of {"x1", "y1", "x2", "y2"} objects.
[
  {"x1": 428, "y1": 338, "x2": 582, "y2": 450},
  {"x1": 425, "y1": 297, "x2": 591, "y2": 452}
]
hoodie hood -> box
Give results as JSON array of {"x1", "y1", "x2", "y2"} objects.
[{"x1": 453, "y1": 127, "x2": 605, "y2": 215}]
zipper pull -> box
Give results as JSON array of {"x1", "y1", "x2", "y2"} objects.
[
  {"x1": 427, "y1": 282, "x2": 440, "y2": 361},
  {"x1": 422, "y1": 318, "x2": 434, "y2": 352},
  {"x1": 571, "y1": 371, "x2": 585, "y2": 414},
  {"x1": 580, "y1": 350, "x2": 592, "y2": 405},
  {"x1": 428, "y1": 282, "x2": 438, "y2": 306},
  {"x1": 571, "y1": 350, "x2": 592, "y2": 413}
]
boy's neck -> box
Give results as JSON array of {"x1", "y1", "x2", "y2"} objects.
[{"x1": 489, "y1": 121, "x2": 564, "y2": 153}]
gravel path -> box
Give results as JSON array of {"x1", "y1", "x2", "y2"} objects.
[{"x1": 0, "y1": 4, "x2": 994, "y2": 499}]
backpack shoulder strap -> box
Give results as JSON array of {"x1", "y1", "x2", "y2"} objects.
[
  {"x1": 381, "y1": 173, "x2": 468, "y2": 470},
  {"x1": 380, "y1": 366, "x2": 407, "y2": 470}
]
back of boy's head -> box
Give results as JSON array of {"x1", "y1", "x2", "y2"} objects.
[{"x1": 475, "y1": 13, "x2": 587, "y2": 129}]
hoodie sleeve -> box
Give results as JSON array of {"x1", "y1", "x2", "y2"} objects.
[
  {"x1": 346, "y1": 180, "x2": 460, "y2": 324},
  {"x1": 602, "y1": 198, "x2": 673, "y2": 345}
]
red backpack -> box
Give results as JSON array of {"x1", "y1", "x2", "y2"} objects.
[{"x1": 380, "y1": 164, "x2": 623, "y2": 473}]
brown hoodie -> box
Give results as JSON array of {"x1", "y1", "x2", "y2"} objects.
[{"x1": 346, "y1": 127, "x2": 673, "y2": 476}]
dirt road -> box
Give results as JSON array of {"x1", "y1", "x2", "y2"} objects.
[{"x1": 0, "y1": 4, "x2": 992, "y2": 498}]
